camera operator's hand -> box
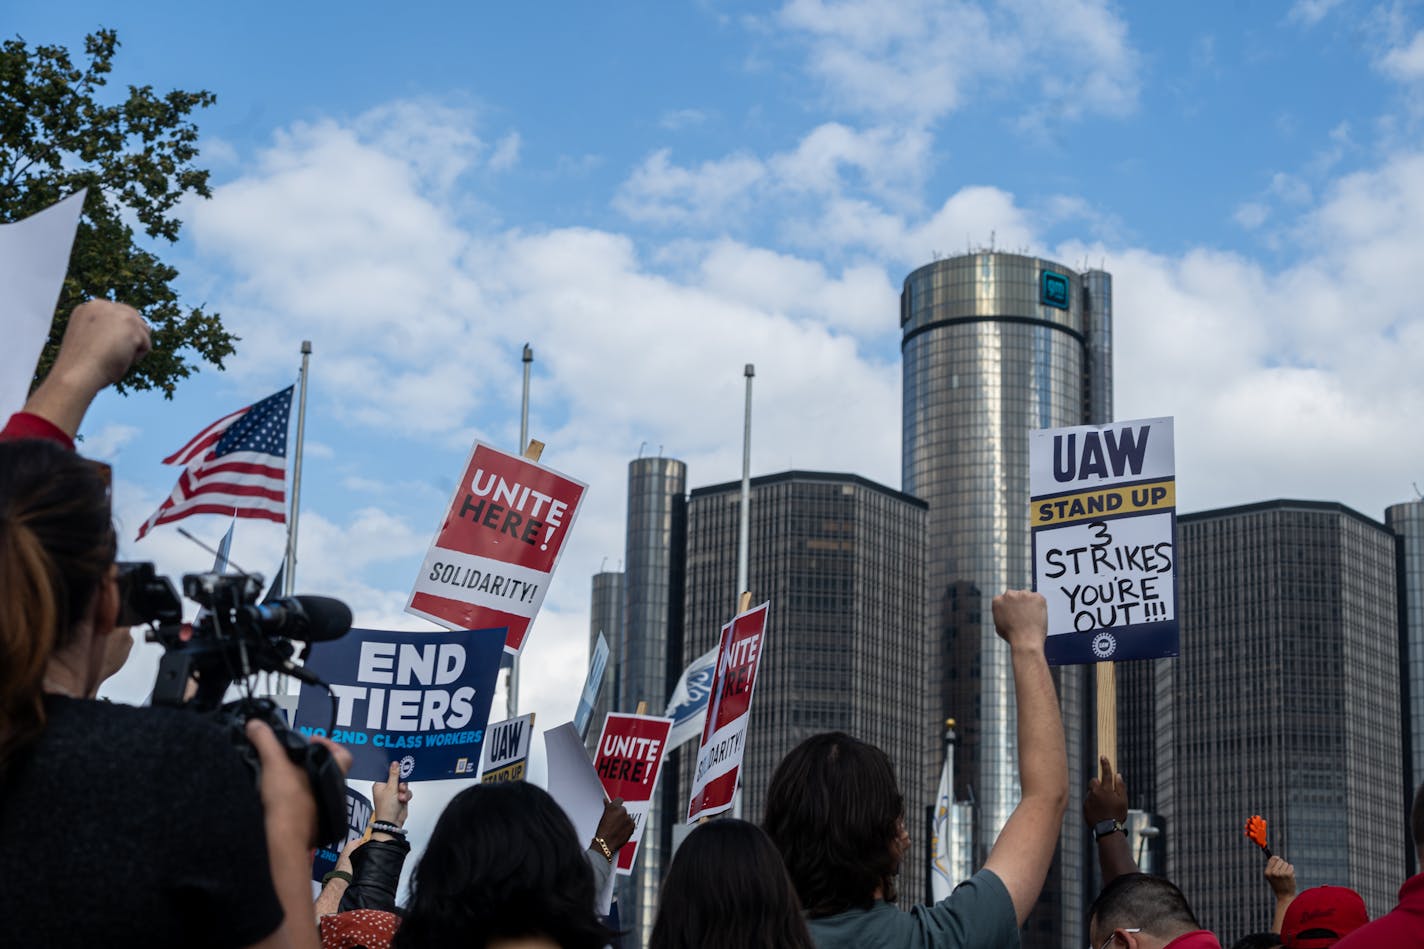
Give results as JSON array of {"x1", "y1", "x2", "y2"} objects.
[
  {"x1": 372, "y1": 760, "x2": 412, "y2": 833},
  {"x1": 246, "y1": 720, "x2": 350, "y2": 949},
  {"x1": 24, "y1": 300, "x2": 151, "y2": 438},
  {"x1": 246, "y1": 719, "x2": 350, "y2": 845}
]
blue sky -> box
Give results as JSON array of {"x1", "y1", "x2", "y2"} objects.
[{"x1": 10, "y1": 0, "x2": 1424, "y2": 731}]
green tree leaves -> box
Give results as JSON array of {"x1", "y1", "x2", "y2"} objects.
[{"x1": 1, "y1": 28, "x2": 235, "y2": 397}]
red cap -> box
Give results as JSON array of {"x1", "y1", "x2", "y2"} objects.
[{"x1": 1282, "y1": 886, "x2": 1368, "y2": 948}]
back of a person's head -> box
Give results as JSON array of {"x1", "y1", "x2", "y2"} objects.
[
  {"x1": 1280, "y1": 886, "x2": 1367, "y2": 948},
  {"x1": 1231, "y1": 934, "x2": 1283, "y2": 949},
  {"x1": 1089, "y1": 873, "x2": 1200, "y2": 944},
  {"x1": 392, "y1": 781, "x2": 610, "y2": 949},
  {"x1": 650, "y1": 819, "x2": 814, "y2": 949},
  {"x1": 0, "y1": 439, "x2": 114, "y2": 762},
  {"x1": 763, "y1": 731, "x2": 905, "y2": 917}
]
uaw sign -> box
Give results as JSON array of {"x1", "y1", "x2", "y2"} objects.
[
  {"x1": 480, "y1": 713, "x2": 535, "y2": 783},
  {"x1": 1030, "y1": 417, "x2": 1179, "y2": 665},
  {"x1": 407, "y1": 442, "x2": 587, "y2": 654}
]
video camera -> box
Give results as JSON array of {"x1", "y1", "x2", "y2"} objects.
[{"x1": 117, "y1": 561, "x2": 351, "y2": 844}]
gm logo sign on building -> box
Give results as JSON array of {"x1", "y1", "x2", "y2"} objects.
[{"x1": 1040, "y1": 270, "x2": 1070, "y2": 310}]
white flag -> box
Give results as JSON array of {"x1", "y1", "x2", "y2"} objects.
[{"x1": 663, "y1": 646, "x2": 718, "y2": 750}]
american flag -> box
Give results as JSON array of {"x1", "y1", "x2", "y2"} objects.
[{"x1": 135, "y1": 387, "x2": 294, "y2": 541}]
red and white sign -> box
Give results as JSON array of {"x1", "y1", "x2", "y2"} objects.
[
  {"x1": 686, "y1": 601, "x2": 769, "y2": 822},
  {"x1": 407, "y1": 442, "x2": 587, "y2": 654},
  {"x1": 593, "y1": 713, "x2": 674, "y2": 875}
]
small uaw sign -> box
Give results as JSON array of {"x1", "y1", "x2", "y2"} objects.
[
  {"x1": 406, "y1": 442, "x2": 587, "y2": 655},
  {"x1": 1030, "y1": 417, "x2": 1178, "y2": 665},
  {"x1": 480, "y1": 713, "x2": 535, "y2": 783}
]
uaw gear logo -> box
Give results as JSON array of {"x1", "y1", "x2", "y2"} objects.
[
  {"x1": 1091, "y1": 632, "x2": 1117, "y2": 659},
  {"x1": 399, "y1": 755, "x2": 416, "y2": 779}
]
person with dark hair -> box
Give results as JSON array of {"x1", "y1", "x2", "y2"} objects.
[
  {"x1": 1088, "y1": 873, "x2": 1220, "y2": 949},
  {"x1": 0, "y1": 301, "x2": 349, "y2": 949},
  {"x1": 1280, "y1": 887, "x2": 1367, "y2": 948},
  {"x1": 1336, "y1": 780, "x2": 1424, "y2": 946},
  {"x1": 649, "y1": 818, "x2": 814, "y2": 949},
  {"x1": 393, "y1": 781, "x2": 613, "y2": 949},
  {"x1": 1230, "y1": 935, "x2": 1283, "y2": 949},
  {"x1": 764, "y1": 590, "x2": 1068, "y2": 947}
]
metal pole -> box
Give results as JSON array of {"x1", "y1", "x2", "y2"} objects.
[
  {"x1": 733, "y1": 364, "x2": 754, "y2": 821},
  {"x1": 737, "y1": 364, "x2": 754, "y2": 595},
  {"x1": 508, "y1": 343, "x2": 533, "y2": 716},
  {"x1": 284, "y1": 341, "x2": 312, "y2": 597}
]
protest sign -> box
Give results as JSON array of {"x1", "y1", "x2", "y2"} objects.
[
  {"x1": 573, "y1": 632, "x2": 609, "y2": 740},
  {"x1": 311, "y1": 785, "x2": 374, "y2": 883},
  {"x1": 1030, "y1": 417, "x2": 1178, "y2": 665},
  {"x1": 0, "y1": 190, "x2": 85, "y2": 419},
  {"x1": 545, "y1": 721, "x2": 607, "y2": 847},
  {"x1": 406, "y1": 442, "x2": 587, "y2": 655},
  {"x1": 480, "y1": 712, "x2": 535, "y2": 782},
  {"x1": 687, "y1": 601, "x2": 769, "y2": 822},
  {"x1": 594, "y1": 713, "x2": 673, "y2": 874},
  {"x1": 664, "y1": 646, "x2": 718, "y2": 750},
  {"x1": 293, "y1": 626, "x2": 506, "y2": 782}
]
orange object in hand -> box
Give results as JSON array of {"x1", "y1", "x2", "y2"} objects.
[{"x1": 1244, "y1": 815, "x2": 1272, "y2": 858}]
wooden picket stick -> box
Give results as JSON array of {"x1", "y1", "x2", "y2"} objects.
[
  {"x1": 635, "y1": 700, "x2": 647, "y2": 716},
  {"x1": 737, "y1": 591, "x2": 751, "y2": 613},
  {"x1": 1097, "y1": 660, "x2": 1118, "y2": 777},
  {"x1": 523, "y1": 439, "x2": 545, "y2": 462}
]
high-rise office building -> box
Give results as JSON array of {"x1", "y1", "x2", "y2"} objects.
[
  {"x1": 586, "y1": 570, "x2": 624, "y2": 758},
  {"x1": 614, "y1": 457, "x2": 686, "y2": 947},
  {"x1": 679, "y1": 470, "x2": 934, "y2": 907},
  {"x1": 1158, "y1": 500, "x2": 1403, "y2": 934},
  {"x1": 1387, "y1": 496, "x2": 1424, "y2": 874},
  {"x1": 901, "y1": 252, "x2": 1112, "y2": 943}
]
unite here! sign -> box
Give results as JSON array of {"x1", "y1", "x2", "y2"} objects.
[
  {"x1": 687, "y1": 601, "x2": 769, "y2": 822},
  {"x1": 406, "y1": 442, "x2": 587, "y2": 654},
  {"x1": 593, "y1": 713, "x2": 674, "y2": 875},
  {"x1": 1029, "y1": 417, "x2": 1179, "y2": 665}
]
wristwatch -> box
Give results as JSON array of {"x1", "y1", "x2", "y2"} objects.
[{"x1": 1093, "y1": 818, "x2": 1126, "y2": 841}]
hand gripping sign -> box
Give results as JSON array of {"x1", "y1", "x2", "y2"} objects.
[
  {"x1": 311, "y1": 785, "x2": 374, "y2": 883},
  {"x1": 594, "y1": 713, "x2": 673, "y2": 874},
  {"x1": 407, "y1": 442, "x2": 587, "y2": 654},
  {"x1": 1029, "y1": 417, "x2": 1179, "y2": 665},
  {"x1": 687, "y1": 601, "x2": 769, "y2": 822},
  {"x1": 293, "y1": 626, "x2": 506, "y2": 782}
]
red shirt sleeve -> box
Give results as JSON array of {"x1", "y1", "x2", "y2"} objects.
[{"x1": 0, "y1": 412, "x2": 75, "y2": 451}]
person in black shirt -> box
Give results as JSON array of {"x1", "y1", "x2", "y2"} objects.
[{"x1": 0, "y1": 301, "x2": 346, "y2": 949}]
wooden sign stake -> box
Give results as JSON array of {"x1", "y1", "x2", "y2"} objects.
[
  {"x1": 1096, "y1": 660, "x2": 1118, "y2": 776},
  {"x1": 523, "y1": 439, "x2": 545, "y2": 462},
  {"x1": 635, "y1": 700, "x2": 648, "y2": 716},
  {"x1": 737, "y1": 590, "x2": 751, "y2": 614}
]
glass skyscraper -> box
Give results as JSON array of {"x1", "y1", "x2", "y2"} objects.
[
  {"x1": 1159, "y1": 500, "x2": 1403, "y2": 934},
  {"x1": 900, "y1": 252, "x2": 1112, "y2": 944},
  {"x1": 614, "y1": 457, "x2": 686, "y2": 947},
  {"x1": 679, "y1": 470, "x2": 933, "y2": 908},
  {"x1": 586, "y1": 570, "x2": 623, "y2": 758},
  {"x1": 1387, "y1": 496, "x2": 1424, "y2": 875}
]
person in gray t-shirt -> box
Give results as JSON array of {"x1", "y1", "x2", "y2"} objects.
[{"x1": 763, "y1": 591, "x2": 1069, "y2": 949}]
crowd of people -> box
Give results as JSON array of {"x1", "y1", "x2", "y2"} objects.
[{"x1": 2, "y1": 301, "x2": 1420, "y2": 948}]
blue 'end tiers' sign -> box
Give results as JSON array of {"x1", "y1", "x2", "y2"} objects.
[{"x1": 1040, "y1": 270, "x2": 1069, "y2": 310}]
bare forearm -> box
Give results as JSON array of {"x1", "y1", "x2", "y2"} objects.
[
  {"x1": 269, "y1": 828, "x2": 321, "y2": 949},
  {"x1": 1097, "y1": 832, "x2": 1138, "y2": 885},
  {"x1": 1011, "y1": 645, "x2": 1068, "y2": 806},
  {"x1": 21, "y1": 370, "x2": 100, "y2": 438},
  {"x1": 1272, "y1": 895, "x2": 1293, "y2": 934},
  {"x1": 313, "y1": 879, "x2": 347, "y2": 918}
]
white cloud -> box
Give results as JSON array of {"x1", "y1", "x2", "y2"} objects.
[
  {"x1": 659, "y1": 108, "x2": 709, "y2": 130},
  {"x1": 1288, "y1": 0, "x2": 1348, "y2": 26},
  {"x1": 774, "y1": 0, "x2": 1140, "y2": 125},
  {"x1": 612, "y1": 148, "x2": 767, "y2": 226},
  {"x1": 1379, "y1": 29, "x2": 1424, "y2": 81},
  {"x1": 488, "y1": 132, "x2": 522, "y2": 172}
]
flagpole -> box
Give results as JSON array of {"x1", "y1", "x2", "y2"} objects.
[
  {"x1": 284, "y1": 340, "x2": 312, "y2": 597},
  {"x1": 508, "y1": 343, "x2": 533, "y2": 717}
]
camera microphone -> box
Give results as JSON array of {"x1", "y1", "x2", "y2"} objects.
[{"x1": 240, "y1": 596, "x2": 352, "y2": 643}]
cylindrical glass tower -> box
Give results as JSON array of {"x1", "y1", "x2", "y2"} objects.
[
  {"x1": 901, "y1": 252, "x2": 1111, "y2": 941},
  {"x1": 620, "y1": 457, "x2": 686, "y2": 946}
]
